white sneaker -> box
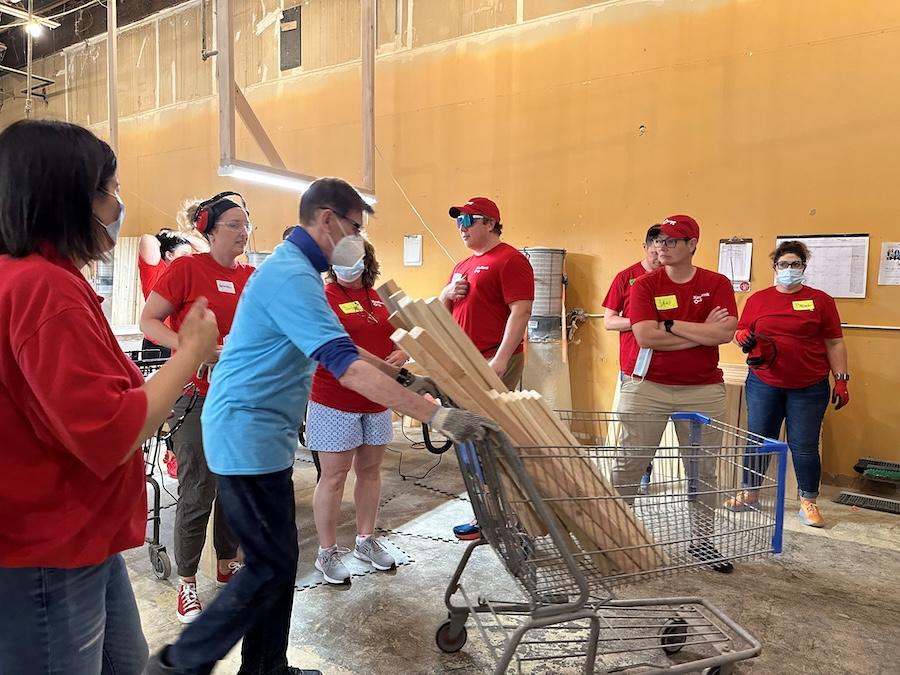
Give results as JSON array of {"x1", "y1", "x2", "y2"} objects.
[
  {"x1": 176, "y1": 581, "x2": 202, "y2": 624},
  {"x1": 315, "y1": 546, "x2": 351, "y2": 585}
]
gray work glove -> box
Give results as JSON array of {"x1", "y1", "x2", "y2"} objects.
[{"x1": 428, "y1": 407, "x2": 500, "y2": 443}]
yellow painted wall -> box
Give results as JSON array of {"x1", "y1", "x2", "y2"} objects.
[{"x1": 4, "y1": 0, "x2": 900, "y2": 477}]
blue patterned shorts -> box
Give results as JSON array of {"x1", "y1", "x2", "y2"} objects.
[{"x1": 305, "y1": 400, "x2": 394, "y2": 452}]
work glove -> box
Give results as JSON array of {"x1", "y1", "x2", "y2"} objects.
[
  {"x1": 428, "y1": 407, "x2": 499, "y2": 443},
  {"x1": 831, "y1": 380, "x2": 850, "y2": 410},
  {"x1": 735, "y1": 329, "x2": 757, "y2": 352}
]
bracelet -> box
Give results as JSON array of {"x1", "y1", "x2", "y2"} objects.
[
  {"x1": 833, "y1": 372, "x2": 850, "y2": 382},
  {"x1": 396, "y1": 367, "x2": 415, "y2": 387}
]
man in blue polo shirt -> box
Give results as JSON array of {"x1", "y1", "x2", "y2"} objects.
[{"x1": 149, "y1": 178, "x2": 495, "y2": 675}]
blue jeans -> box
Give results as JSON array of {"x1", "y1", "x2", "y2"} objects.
[
  {"x1": 0, "y1": 554, "x2": 147, "y2": 675},
  {"x1": 167, "y1": 468, "x2": 298, "y2": 675},
  {"x1": 743, "y1": 370, "x2": 830, "y2": 498}
]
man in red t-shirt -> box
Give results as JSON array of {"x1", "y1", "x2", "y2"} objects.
[
  {"x1": 621, "y1": 214, "x2": 738, "y2": 573},
  {"x1": 602, "y1": 223, "x2": 661, "y2": 492},
  {"x1": 439, "y1": 196, "x2": 534, "y2": 540}
]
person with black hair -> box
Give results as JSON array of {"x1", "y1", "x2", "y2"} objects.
[
  {"x1": 0, "y1": 119, "x2": 218, "y2": 675},
  {"x1": 140, "y1": 193, "x2": 254, "y2": 624},
  {"x1": 148, "y1": 177, "x2": 496, "y2": 675},
  {"x1": 726, "y1": 240, "x2": 849, "y2": 528}
]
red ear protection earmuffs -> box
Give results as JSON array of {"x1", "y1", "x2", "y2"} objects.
[{"x1": 193, "y1": 191, "x2": 248, "y2": 234}]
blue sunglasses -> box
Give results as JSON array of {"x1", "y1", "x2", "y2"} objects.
[{"x1": 456, "y1": 214, "x2": 486, "y2": 229}]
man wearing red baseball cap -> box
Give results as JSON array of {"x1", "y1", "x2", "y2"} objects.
[
  {"x1": 618, "y1": 214, "x2": 738, "y2": 573},
  {"x1": 440, "y1": 196, "x2": 534, "y2": 540}
]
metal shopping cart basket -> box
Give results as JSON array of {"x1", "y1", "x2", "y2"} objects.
[
  {"x1": 128, "y1": 350, "x2": 200, "y2": 580},
  {"x1": 437, "y1": 411, "x2": 788, "y2": 674}
]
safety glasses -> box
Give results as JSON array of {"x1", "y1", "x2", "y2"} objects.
[{"x1": 456, "y1": 214, "x2": 486, "y2": 229}]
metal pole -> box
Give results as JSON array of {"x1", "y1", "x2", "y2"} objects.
[
  {"x1": 107, "y1": 0, "x2": 118, "y2": 152},
  {"x1": 361, "y1": 0, "x2": 375, "y2": 189},
  {"x1": 25, "y1": 0, "x2": 33, "y2": 118}
]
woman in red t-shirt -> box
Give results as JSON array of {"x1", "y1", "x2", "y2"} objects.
[
  {"x1": 0, "y1": 120, "x2": 218, "y2": 674},
  {"x1": 140, "y1": 193, "x2": 255, "y2": 622},
  {"x1": 306, "y1": 240, "x2": 408, "y2": 585},
  {"x1": 725, "y1": 241, "x2": 850, "y2": 528}
]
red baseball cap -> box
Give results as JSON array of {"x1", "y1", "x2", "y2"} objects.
[
  {"x1": 448, "y1": 197, "x2": 501, "y2": 222},
  {"x1": 659, "y1": 214, "x2": 700, "y2": 241}
]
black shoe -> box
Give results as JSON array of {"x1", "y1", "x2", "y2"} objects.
[
  {"x1": 688, "y1": 541, "x2": 734, "y2": 574},
  {"x1": 284, "y1": 668, "x2": 322, "y2": 675},
  {"x1": 146, "y1": 647, "x2": 180, "y2": 674}
]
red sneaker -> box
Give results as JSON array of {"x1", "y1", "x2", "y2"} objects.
[
  {"x1": 176, "y1": 581, "x2": 202, "y2": 623},
  {"x1": 216, "y1": 560, "x2": 244, "y2": 587},
  {"x1": 164, "y1": 451, "x2": 178, "y2": 480}
]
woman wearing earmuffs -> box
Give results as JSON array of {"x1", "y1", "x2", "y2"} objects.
[
  {"x1": 724, "y1": 240, "x2": 849, "y2": 528},
  {"x1": 140, "y1": 192, "x2": 254, "y2": 623}
]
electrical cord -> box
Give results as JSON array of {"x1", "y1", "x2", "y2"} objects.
[{"x1": 388, "y1": 415, "x2": 445, "y2": 480}]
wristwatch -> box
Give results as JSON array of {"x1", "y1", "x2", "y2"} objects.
[
  {"x1": 664, "y1": 319, "x2": 675, "y2": 334},
  {"x1": 396, "y1": 367, "x2": 415, "y2": 387},
  {"x1": 833, "y1": 372, "x2": 850, "y2": 382}
]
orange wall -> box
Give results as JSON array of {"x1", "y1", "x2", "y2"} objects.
[{"x1": 19, "y1": 0, "x2": 900, "y2": 476}]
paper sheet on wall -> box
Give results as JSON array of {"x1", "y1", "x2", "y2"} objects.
[
  {"x1": 718, "y1": 239, "x2": 753, "y2": 292},
  {"x1": 403, "y1": 234, "x2": 423, "y2": 266},
  {"x1": 775, "y1": 234, "x2": 869, "y2": 298},
  {"x1": 877, "y1": 242, "x2": 900, "y2": 285}
]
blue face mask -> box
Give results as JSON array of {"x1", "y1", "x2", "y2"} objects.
[
  {"x1": 776, "y1": 268, "x2": 805, "y2": 287},
  {"x1": 333, "y1": 256, "x2": 366, "y2": 283}
]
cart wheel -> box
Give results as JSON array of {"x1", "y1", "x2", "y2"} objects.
[
  {"x1": 435, "y1": 620, "x2": 468, "y2": 653},
  {"x1": 150, "y1": 548, "x2": 172, "y2": 580},
  {"x1": 659, "y1": 618, "x2": 689, "y2": 655},
  {"x1": 702, "y1": 668, "x2": 730, "y2": 675}
]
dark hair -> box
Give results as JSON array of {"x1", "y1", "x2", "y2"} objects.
[
  {"x1": 491, "y1": 219, "x2": 503, "y2": 236},
  {"x1": 157, "y1": 231, "x2": 190, "y2": 258},
  {"x1": 299, "y1": 177, "x2": 374, "y2": 225},
  {"x1": 771, "y1": 240, "x2": 810, "y2": 265},
  {"x1": 282, "y1": 225, "x2": 297, "y2": 240},
  {"x1": 645, "y1": 225, "x2": 662, "y2": 243},
  {"x1": 324, "y1": 239, "x2": 380, "y2": 289},
  {"x1": 0, "y1": 119, "x2": 116, "y2": 262}
]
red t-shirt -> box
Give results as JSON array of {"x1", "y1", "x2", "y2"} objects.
[
  {"x1": 447, "y1": 243, "x2": 535, "y2": 357},
  {"x1": 0, "y1": 249, "x2": 148, "y2": 568},
  {"x1": 310, "y1": 283, "x2": 395, "y2": 413},
  {"x1": 138, "y1": 257, "x2": 168, "y2": 299},
  {"x1": 602, "y1": 260, "x2": 652, "y2": 371},
  {"x1": 629, "y1": 267, "x2": 737, "y2": 385},
  {"x1": 737, "y1": 285, "x2": 842, "y2": 389},
  {"x1": 152, "y1": 253, "x2": 254, "y2": 394}
]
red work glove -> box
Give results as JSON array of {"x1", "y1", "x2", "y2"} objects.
[
  {"x1": 735, "y1": 329, "x2": 757, "y2": 352},
  {"x1": 831, "y1": 380, "x2": 849, "y2": 410}
]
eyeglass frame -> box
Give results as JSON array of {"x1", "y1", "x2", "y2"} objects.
[
  {"x1": 321, "y1": 206, "x2": 364, "y2": 234},
  {"x1": 217, "y1": 220, "x2": 253, "y2": 233},
  {"x1": 456, "y1": 213, "x2": 488, "y2": 229},
  {"x1": 652, "y1": 237, "x2": 692, "y2": 249},
  {"x1": 773, "y1": 260, "x2": 806, "y2": 270}
]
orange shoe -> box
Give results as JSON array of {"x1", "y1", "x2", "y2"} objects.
[
  {"x1": 723, "y1": 490, "x2": 759, "y2": 512},
  {"x1": 799, "y1": 498, "x2": 825, "y2": 528}
]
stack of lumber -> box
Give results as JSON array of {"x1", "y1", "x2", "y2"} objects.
[{"x1": 377, "y1": 281, "x2": 666, "y2": 575}]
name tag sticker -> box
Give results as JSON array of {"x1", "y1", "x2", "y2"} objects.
[
  {"x1": 216, "y1": 280, "x2": 236, "y2": 294},
  {"x1": 339, "y1": 301, "x2": 364, "y2": 314},
  {"x1": 654, "y1": 295, "x2": 678, "y2": 310},
  {"x1": 792, "y1": 300, "x2": 815, "y2": 311}
]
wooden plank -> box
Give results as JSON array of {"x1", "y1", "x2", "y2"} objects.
[
  {"x1": 376, "y1": 279, "x2": 401, "y2": 306},
  {"x1": 423, "y1": 297, "x2": 507, "y2": 392}
]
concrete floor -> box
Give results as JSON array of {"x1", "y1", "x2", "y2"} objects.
[{"x1": 131, "y1": 431, "x2": 900, "y2": 674}]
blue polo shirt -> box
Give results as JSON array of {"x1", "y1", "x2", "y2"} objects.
[{"x1": 202, "y1": 229, "x2": 356, "y2": 475}]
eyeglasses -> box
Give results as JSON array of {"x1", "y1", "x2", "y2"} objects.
[
  {"x1": 219, "y1": 220, "x2": 253, "y2": 233},
  {"x1": 774, "y1": 260, "x2": 805, "y2": 270},
  {"x1": 322, "y1": 207, "x2": 363, "y2": 234},
  {"x1": 653, "y1": 237, "x2": 690, "y2": 249},
  {"x1": 456, "y1": 214, "x2": 486, "y2": 229}
]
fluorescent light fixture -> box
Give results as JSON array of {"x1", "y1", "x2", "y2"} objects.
[
  {"x1": 218, "y1": 160, "x2": 377, "y2": 205},
  {"x1": 0, "y1": 6, "x2": 60, "y2": 29}
]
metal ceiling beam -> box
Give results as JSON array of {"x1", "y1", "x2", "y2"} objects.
[{"x1": 0, "y1": 2, "x2": 60, "y2": 28}]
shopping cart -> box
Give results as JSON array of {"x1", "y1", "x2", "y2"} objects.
[
  {"x1": 128, "y1": 350, "x2": 200, "y2": 580},
  {"x1": 437, "y1": 411, "x2": 788, "y2": 674}
]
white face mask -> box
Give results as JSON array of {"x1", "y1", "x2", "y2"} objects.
[
  {"x1": 333, "y1": 257, "x2": 365, "y2": 283},
  {"x1": 93, "y1": 189, "x2": 125, "y2": 244},
  {"x1": 632, "y1": 347, "x2": 653, "y2": 382},
  {"x1": 326, "y1": 213, "x2": 365, "y2": 268}
]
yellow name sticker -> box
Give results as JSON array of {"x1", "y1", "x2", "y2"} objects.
[
  {"x1": 654, "y1": 295, "x2": 678, "y2": 310},
  {"x1": 339, "y1": 301, "x2": 364, "y2": 314},
  {"x1": 792, "y1": 300, "x2": 815, "y2": 311}
]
